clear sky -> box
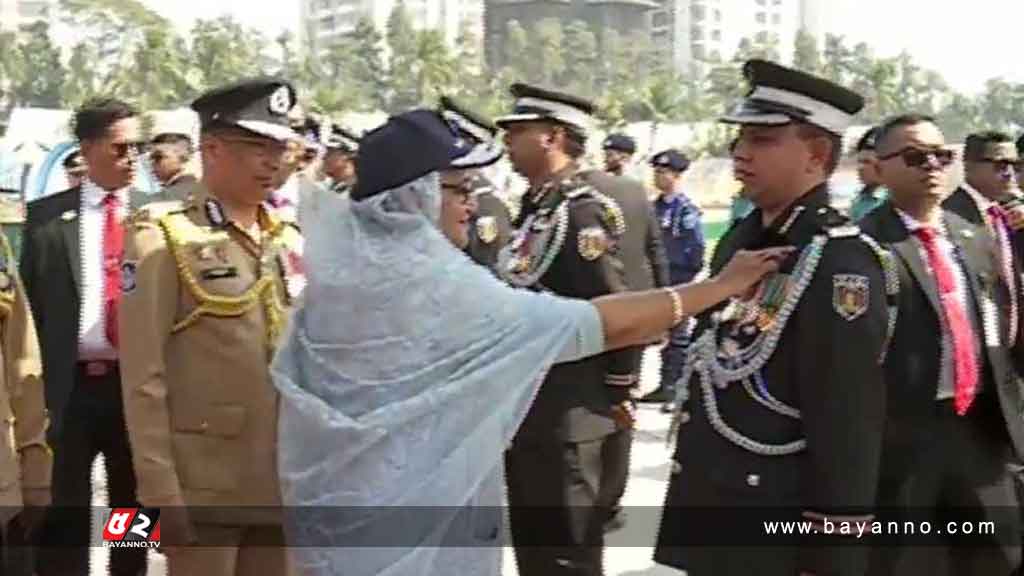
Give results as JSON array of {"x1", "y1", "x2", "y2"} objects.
[{"x1": 140, "y1": 0, "x2": 1022, "y2": 95}]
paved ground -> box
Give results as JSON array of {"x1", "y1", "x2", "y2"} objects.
[{"x1": 87, "y1": 347, "x2": 682, "y2": 575}]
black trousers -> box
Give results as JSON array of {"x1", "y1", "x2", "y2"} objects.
[
  {"x1": 38, "y1": 365, "x2": 146, "y2": 576},
  {"x1": 597, "y1": 428, "x2": 632, "y2": 519},
  {"x1": 506, "y1": 436, "x2": 606, "y2": 576},
  {"x1": 869, "y1": 395, "x2": 1022, "y2": 576},
  {"x1": 0, "y1": 517, "x2": 35, "y2": 576}
]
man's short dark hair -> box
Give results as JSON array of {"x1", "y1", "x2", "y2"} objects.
[
  {"x1": 963, "y1": 131, "x2": 1013, "y2": 162},
  {"x1": 151, "y1": 132, "x2": 194, "y2": 160},
  {"x1": 73, "y1": 98, "x2": 138, "y2": 143},
  {"x1": 874, "y1": 113, "x2": 937, "y2": 155},
  {"x1": 855, "y1": 127, "x2": 878, "y2": 153},
  {"x1": 795, "y1": 122, "x2": 842, "y2": 174},
  {"x1": 549, "y1": 122, "x2": 586, "y2": 159}
]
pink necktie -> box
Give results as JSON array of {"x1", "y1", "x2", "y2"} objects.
[
  {"x1": 986, "y1": 205, "x2": 1018, "y2": 345},
  {"x1": 914, "y1": 226, "x2": 978, "y2": 415}
]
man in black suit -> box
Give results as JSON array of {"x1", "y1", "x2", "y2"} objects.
[
  {"x1": 149, "y1": 131, "x2": 197, "y2": 201},
  {"x1": 861, "y1": 115, "x2": 1024, "y2": 575},
  {"x1": 21, "y1": 99, "x2": 157, "y2": 576}
]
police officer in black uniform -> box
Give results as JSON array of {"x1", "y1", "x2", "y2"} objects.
[
  {"x1": 654, "y1": 60, "x2": 896, "y2": 576},
  {"x1": 438, "y1": 96, "x2": 513, "y2": 270},
  {"x1": 321, "y1": 123, "x2": 361, "y2": 194},
  {"x1": 495, "y1": 83, "x2": 640, "y2": 576}
]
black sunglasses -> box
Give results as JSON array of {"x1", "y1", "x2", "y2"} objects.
[
  {"x1": 979, "y1": 158, "x2": 1018, "y2": 172},
  {"x1": 112, "y1": 141, "x2": 147, "y2": 159},
  {"x1": 878, "y1": 147, "x2": 955, "y2": 168}
]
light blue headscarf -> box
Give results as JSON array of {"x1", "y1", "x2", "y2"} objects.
[{"x1": 270, "y1": 172, "x2": 604, "y2": 576}]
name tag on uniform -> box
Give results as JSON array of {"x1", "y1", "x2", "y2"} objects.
[{"x1": 200, "y1": 267, "x2": 238, "y2": 280}]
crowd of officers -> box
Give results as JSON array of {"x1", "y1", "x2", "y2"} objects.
[{"x1": 0, "y1": 54, "x2": 1022, "y2": 576}]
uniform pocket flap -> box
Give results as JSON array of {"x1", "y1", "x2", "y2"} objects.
[{"x1": 172, "y1": 404, "x2": 247, "y2": 438}]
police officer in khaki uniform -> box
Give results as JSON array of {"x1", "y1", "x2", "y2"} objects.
[
  {"x1": 0, "y1": 231, "x2": 50, "y2": 574},
  {"x1": 118, "y1": 79, "x2": 304, "y2": 576}
]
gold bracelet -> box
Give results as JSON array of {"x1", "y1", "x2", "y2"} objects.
[{"x1": 664, "y1": 287, "x2": 684, "y2": 327}]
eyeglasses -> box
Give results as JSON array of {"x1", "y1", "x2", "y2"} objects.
[
  {"x1": 111, "y1": 141, "x2": 147, "y2": 159},
  {"x1": 978, "y1": 158, "x2": 1018, "y2": 172},
  {"x1": 441, "y1": 181, "x2": 475, "y2": 197},
  {"x1": 877, "y1": 147, "x2": 955, "y2": 168}
]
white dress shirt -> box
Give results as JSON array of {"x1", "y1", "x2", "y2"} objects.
[{"x1": 78, "y1": 179, "x2": 129, "y2": 361}]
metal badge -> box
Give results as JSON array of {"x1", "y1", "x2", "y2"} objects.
[
  {"x1": 204, "y1": 199, "x2": 226, "y2": 228},
  {"x1": 476, "y1": 216, "x2": 498, "y2": 244},
  {"x1": 577, "y1": 226, "x2": 609, "y2": 261},
  {"x1": 120, "y1": 261, "x2": 137, "y2": 293},
  {"x1": 0, "y1": 271, "x2": 11, "y2": 292},
  {"x1": 832, "y1": 274, "x2": 869, "y2": 321}
]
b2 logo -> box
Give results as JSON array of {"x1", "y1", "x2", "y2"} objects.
[{"x1": 102, "y1": 508, "x2": 160, "y2": 547}]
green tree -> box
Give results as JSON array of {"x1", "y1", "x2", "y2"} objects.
[
  {"x1": 385, "y1": 0, "x2": 419, "y2": 112},
  {"x1": 112, "y1": 26, "x2": 195, "y2": 109},
  {"x1": 793, "y1": 29, "x2": 821, "y2": 75},
  {"x1": 822, "y1": 34, "x2": 852, "y2": 85},
  {"x1": 61, "y1": 41, "x2": 103, "y2": 108},
  {"x1": 0, "y1": 31, "x2": 22, "y2": 112},
  {"x1": 10, "y1": 22, "x2": 66, "y2": 108},
  {"x1": 528, "y1": 18, "x2": 564, "y2": 86},
  {"x1": 412, "y1": 29, "x2": 456, "y2": 105},
  {"x1": 560, "y1": 20, "x2": 598, "y2": 97},
  {"x1": 502, "y1": 20, "x2": 531, "y2": 82},
  {"x1": 190, "y1": 16, "x2": 269, "y2": 90}
]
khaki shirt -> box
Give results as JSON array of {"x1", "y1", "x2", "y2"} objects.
[
  {"x1": 0, "y1": 231, "x2": 49, "y2": 523},
  {"x1": 118, "y1": 182, "x2": 303, "y2": 525}
]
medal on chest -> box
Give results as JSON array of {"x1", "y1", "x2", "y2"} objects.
[
  {"x1": 277, "y1": 247, "x2": 306, "y2": 304},
  {"x1": 498, "y1": 202, "x2": 570, "y2": 287}
]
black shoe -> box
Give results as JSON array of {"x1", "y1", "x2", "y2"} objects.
[
  {"x1": 604, "y1": 509, "x2": 626, "y2": 533},
  {"x1": 639, "y1": 388, "x2": 670, "y2": 403}
]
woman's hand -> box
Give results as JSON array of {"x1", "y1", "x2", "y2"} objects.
[{"x1": 713, "y1": 247, "x2": 795, "y2": 297}]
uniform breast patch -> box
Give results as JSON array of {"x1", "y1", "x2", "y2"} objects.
[
  {"x1": 833, "y1": 274, "x2": 869, "y2": 321},
  {"x1": 577, "y1": 226, "x2": 609, "y2": 261},
  {"x1": 476, "y1": 216, "x2": 498, "y2": 244},
  {"x1": 121, "y1": 261, "x2": 138, "y2": 293}
]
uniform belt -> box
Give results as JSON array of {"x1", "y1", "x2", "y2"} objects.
[{"x1": 78, "y1": 360, "x2": 119, "y2": 378}]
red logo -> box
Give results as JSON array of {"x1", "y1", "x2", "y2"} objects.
[{"x1": 102, "y1": 508, "x2": 160, "y2": 548}]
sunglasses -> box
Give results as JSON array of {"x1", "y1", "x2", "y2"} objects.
[
  {"x1": 111, "y1": 141, "x2": 147, "y2": 159},
  {"x1": 978, "y1": 158, "x2": 1019, "y2": 172},
  {"x1": 877, "y1": 147, "x2": 955, "y2": 168}
]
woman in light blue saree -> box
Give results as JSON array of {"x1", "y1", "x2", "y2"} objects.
[{"x1": 270, "y1": 109, "x2": 788, "y2": 576}]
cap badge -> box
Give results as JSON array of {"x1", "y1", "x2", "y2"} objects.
[{"x1": 268, "y1": 86, "x2": 292, "y2": 115}]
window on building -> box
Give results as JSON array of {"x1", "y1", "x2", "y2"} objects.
[
  {"x1": 755, "y1": 12, "x2": 766, "y2": 24},
  {"x1": 714, "y1": 9, "x2": 722, "y2": 21},
  {"x1": 652, "y1": 11, "x2": 669, "y2": 28},
  {"x1": 772, "y1": 13, "x2": 781, "y2": 25},
  {"x1": 320, "y1": 15, "x2": 335, "y2": 29},
  {"x1": 691, "y1": 4, "x2": 706, "y2": 22},
  {"x1": 756, "y1": 0, "x2": 766, "y2": 5},
  {"x1": 773, "y1": 0, "x2": 782, "y2": 4},
  {"x1": 691, "y1": 26, "x2": 703, "y2": 40},
  {"x1": 712, "y1": 29, "x2": 721, "y2": 41},
  {"x1": 692, "y1": 43, "x2": 705, "y2": 60},
  {"x1": 710, "y1": 49, "x2": 722, "y2": 62},
  {"x1": 755, "y1": 31, "x2": 769, "y2": 43}
]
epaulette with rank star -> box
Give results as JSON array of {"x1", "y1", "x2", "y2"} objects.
[{"x1": 563, "y1": 180, "x2": 627, "y2": 238}]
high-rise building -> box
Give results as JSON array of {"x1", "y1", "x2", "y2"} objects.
[
  {"x1": 483, "y1": 0, "x2": 660, "y2": 71},
  {"x1": 299, "y1": 0, "x2": 484, "y2": 55},
  {"x1": 651, "y1": 0, "x2": 807, "y2": 75}
]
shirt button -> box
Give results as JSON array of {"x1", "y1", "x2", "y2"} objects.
[{"x1": 746, "y1": 474, "x2": 760, "y2": 487}]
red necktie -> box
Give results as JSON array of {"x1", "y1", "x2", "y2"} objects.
[
  {"x1": 914, "y1": 226, "x2": 978, "y2": 415},
  {"x1": 986, "y1": 205, "x2": 1018, "y2": 345},
  {"x1": 103, "y1": 193, "x2": 123, "y2": 348}
]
